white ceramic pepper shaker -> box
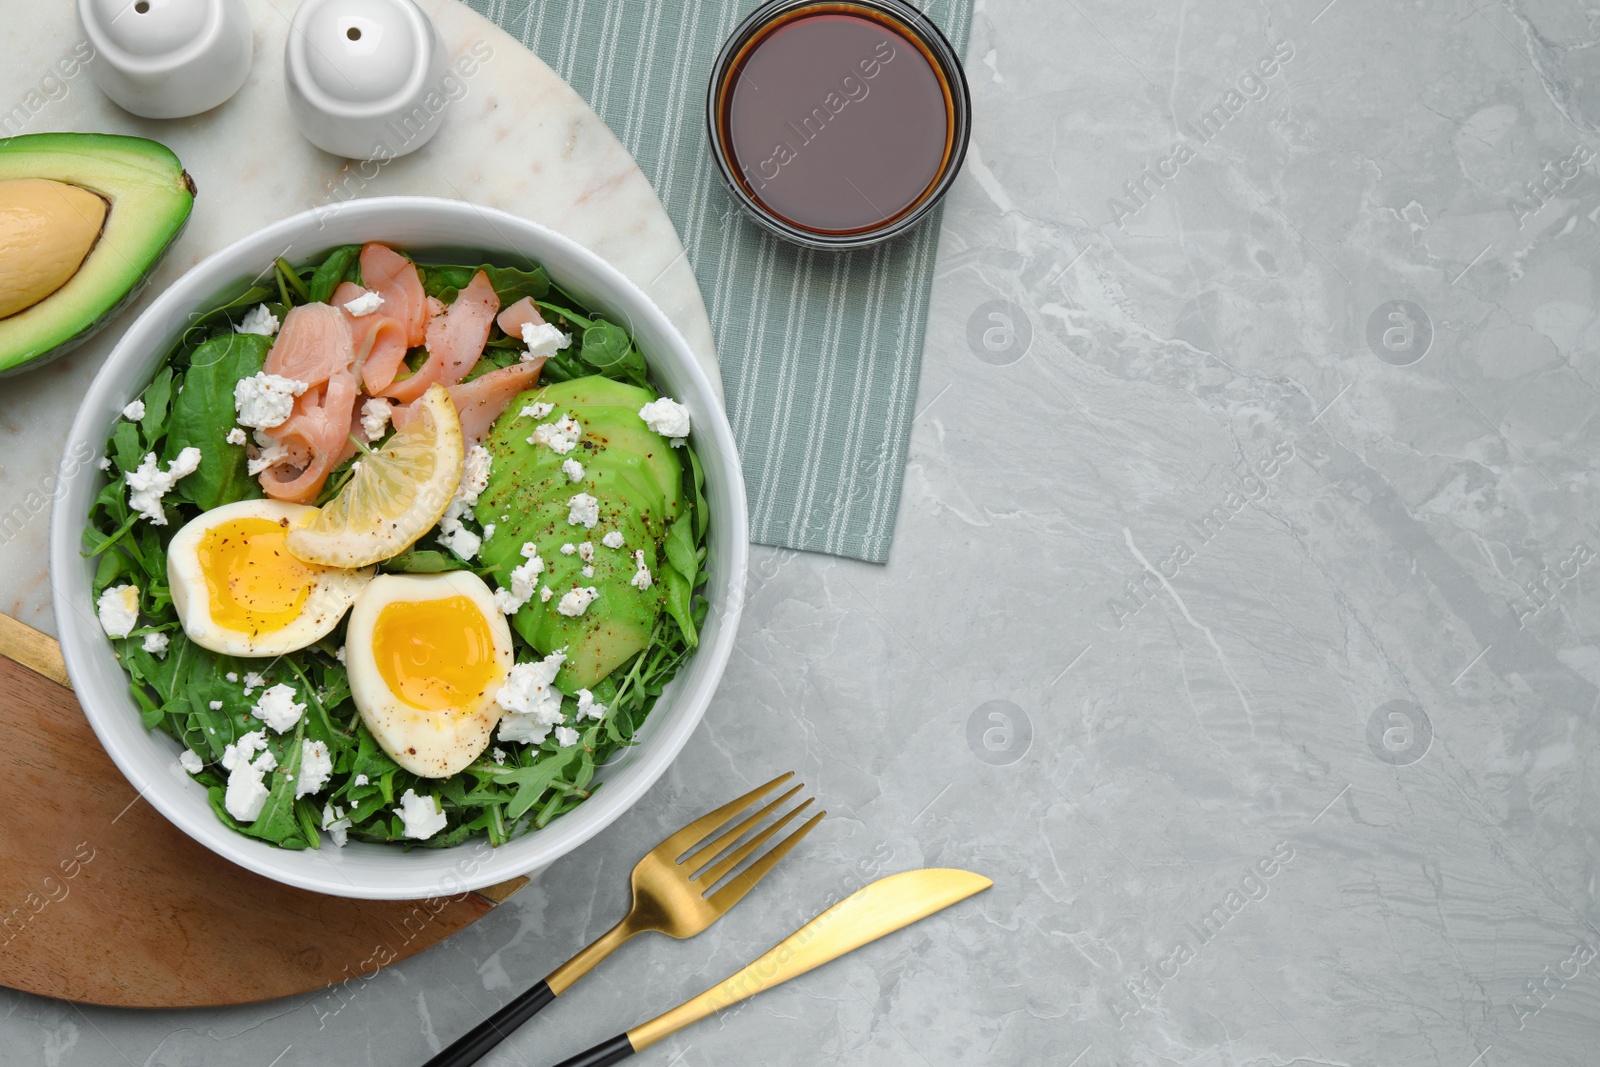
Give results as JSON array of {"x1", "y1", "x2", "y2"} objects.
[
  {"x1": 76, "y1": 0, "x2": 253, "y2": 119},
  {"x1": 284, "y1": 0, "x2": 450, "y2": 161}
]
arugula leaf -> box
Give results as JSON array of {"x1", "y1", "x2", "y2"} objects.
[
  {"x1": 688, "y1": 446, "x2": 709, "y2": 542},
  {"x1": 240, "y1": 719, "x2": 308, "y2": 847},
  {"x1": 384, "y1": 548, "x2": 473, "y2": 573},
  {"x1": 662, "y1": 512, "x2": 697, "y2": 580},
  {"x1": 308, "y1": 244, "x2": 361, "y2": 304},
  {"x1": 492, "y1": 745, "x2": 583, "y2": 820},
  {"x1": 139, "y1": 368, "x2": 174, "y2": 444},
  {"x1": 424, "y1": 263, "x2": 551, "y2": 305},
  {"x1": 662, "y1": 565, "x2": 697, "y2": 647},
  {"x1": 110, "y1": 420, "x2": 143, "y2": 471},
  {"x1": 165, "y1": 333, "x2": 271, "y2": 510}
]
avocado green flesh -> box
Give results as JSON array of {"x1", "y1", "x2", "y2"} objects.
[
  {"x1": 478, "y1": 376, "x2": 685, "y2": 689},
  {"x1": 0, "y1": 133, "x2": 195, "y2": 375}
]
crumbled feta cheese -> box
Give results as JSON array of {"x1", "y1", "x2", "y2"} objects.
[
  {"x1": 251, "y1": 683, "x2": 306, "y2": 733},
  {"x1": 235, "y1": 304, "x2": 280, "y2": 336},
  {"x1": 539, "y1": 585, "x2": 554, "y2": 602},
  {"x1": 577, "y1": 541, "x2": 595, "y2": 563},
  {"x1": 520, "y1": 401, "x2": 554, "y2": 420},
  {"x1": 360, "y1": 398, "x2": 392, "y2": 440},
  {"x1": 491, "y1": 747, "x2": 507, "y2": 765},
  {"x1": 295, "y1": 739, "x2": 333, "y2": 797},
  {"x1": 494, "y1": 650, "x2": 568, "y2": 743},
  {"x1": 226, "y1": 672, "x2": 239, "y2": 683},
  {"x1": 482, "y1": 522, "x2": 495, "y2": 543},
  {"x1": 437, "y1": 524, "x2": 482, "y2": 561},
  {"x1": 209, "y1": 700, "x2": 223, "y2": 711},
  {"x1": 557, "y1": 586, "x2": 600, "y2": 617},
  {"x1": 601, "y1": 530, "x2": 625, "y2": 550},
  {"x1": 554, "y1": 725, "x2": 580, "y2": 748},
  {"x1": 141, "y1": 632, "x2": 169, "y2": 657},
  {"x1": 581, "y1": 565, "x2": 594, "y2": 578},
  {"x1": 225, "y1": 427, "x2": 248, "y2": 446},
  {"x1": 567, "y1": 493, "x2": 599, "y2": 528},
  {"x1": 458, "y1": 445, "x2": 492, "y2": 504},
  {"x1": 560, "y1": 543, "x2": 577, "y2": 555},
  {"x1": 335, "y1": 646, "x2": 346, "y2": 664},
  {"x1": 576, "y1": 689, "x2": 608, "y2": 720},
  {"x1": 492, "y1": 542, "x2": 546, "y2": 614},
  {"x1": 127, "y1": 448, "x2": 202, "y2": 525},
  {"x1": 630, "y1": 550, "x2": 653, "y2": 590},
  {"x1": 321, "y1": 801, "x2": 353, "y2": 846},
  {"x1": 234, "y1": 372, "x2": 309, "y2": 430},
  {"x1": 221, "y1": 730, "x2": 275, "y2": 822},
  {"x1": 562, "y1": 458, "x2": 585, "y2": 483},
  {"x1": 97, "y1": 456, "x2": 112, "y2": 471},
  {"x1": 353, "y1": 773, "x2": 369, "y2": 787},
  {"x1": 96, "y1": 584, "x2": 139, "y2": 638},
  {"x1": 521, "y1": 321, "x2": 572, "y2": 361},
  {"x1": 437, "y1": 444, "x2": 493, "y2": 560},
  {"x1": 246, "y1": 440, "x2": 290, "y2": 477},
  {"x1": 531, "y1": 414, "x2": 582, "y2": 454},
  {"x1": 343, "y1": 290, "x2": 385, "y2": 317},
  {"x1": 121, "y1": 399, "x2": 145, "y2": 421},
  {"x1": 396, "y1": 789, "x2": 447, "y2": 839},
  {"x1": 178, "y1": 749, "x2": 204, "y2": 774},
  {"x1": 638, "y1": 397, "x2": 691, "y2": 441},
  {"x1": 242, "y1": 671, "x2": 265, "y2": 695}
]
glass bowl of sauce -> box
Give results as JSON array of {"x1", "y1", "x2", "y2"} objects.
[{"x1": 707, "y1": 0, "x2": 972, "y2": 250}]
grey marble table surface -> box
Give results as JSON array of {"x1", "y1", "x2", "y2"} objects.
[{"x1": 6, "y1": 0, "x2": 1600, "y2": 1064}]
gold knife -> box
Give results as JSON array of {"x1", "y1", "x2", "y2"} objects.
[{"x1": 550, "y1": 868, "x2": 992, "y2": 1067}]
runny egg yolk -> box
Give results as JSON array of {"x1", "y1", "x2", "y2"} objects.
[
  {"x1": 370, "y1": 595, "x2": 500, "y2": 711},
  {"x1": 198, "y1": 516, "x2": 323, "y2": 636}
]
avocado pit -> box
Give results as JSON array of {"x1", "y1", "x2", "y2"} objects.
[{"x1": 0, "y1": 178, "x2": 108, "y2": 320}]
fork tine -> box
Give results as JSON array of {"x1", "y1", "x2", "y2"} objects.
[
  {"x1": 684, "y1": 784, "x2": 805, "y2": 871},
  {"x1": 655, "y1": 772, "x2": 795, "y2": 862},
  {"x1": 705, "y1": 810, "x2": 825, "y2": 913},
  {"x1": 692, "y1": 796, "x2": 813, "y2": 888}
]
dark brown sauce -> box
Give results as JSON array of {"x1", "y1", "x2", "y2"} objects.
[{"x1": 721, "y1": 7, "x2": 953, "y2": 235}]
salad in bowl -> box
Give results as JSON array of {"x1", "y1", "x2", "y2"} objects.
[{"x1": 58, "y1": 200, "x2": 739, "y2": 893}]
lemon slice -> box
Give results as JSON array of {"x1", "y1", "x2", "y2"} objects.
[{"x1": 286, "y1": 384, "x2": 464, "y2": 568}]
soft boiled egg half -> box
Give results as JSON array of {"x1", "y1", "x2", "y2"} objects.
[
  {"x1": 344, "y1": 572, "x2": 514, "y2": 778},
  {"x1": 168, "y1": 500, "x2": 373, "y2": 657}
]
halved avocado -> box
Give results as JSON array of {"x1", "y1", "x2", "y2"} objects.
[{"x1": 0, "y1": 133, "x2": 196, "y2": 376}]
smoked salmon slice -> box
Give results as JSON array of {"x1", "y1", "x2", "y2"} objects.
[
  {"x1": 256, "y1": 302, "x2": 360, "y2": 504},
  {"x1": 379, "y1": 270, "x2": 500, "y2": 404},
  {"x1": 333, "y1": 279, "x2": 409, "y2": 396},
  {"x1": 495, "y1": 296, "x2": 545, "y2": 338},
  {"x1": 360, "y1": 243, "x2": 427, "y2": 345},
  {"x1": 393, "y1": 357, "x2": 546, "y2": 443},
  {"x1": 348, "y1": 244, "x2": 427, "y2": 396}
]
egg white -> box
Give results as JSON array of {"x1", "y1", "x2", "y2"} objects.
[
  {"x1": 168, "y1": 499, "x2": 373, "y2": 657},
  {"x1": 344, "y1": 572, "x2": 515, "y2": 778}
]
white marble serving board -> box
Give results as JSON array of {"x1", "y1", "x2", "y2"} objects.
[{"x1": 0, "y1": 0, "x2": 718, "y2": 639}]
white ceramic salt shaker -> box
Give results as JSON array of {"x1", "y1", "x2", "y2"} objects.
[
  {"x1": 284, "y1": 0, "x2": 450, "y2": 161},
  {"x1": 76, "y1": 0, "x2": 254, "y2": 119}
]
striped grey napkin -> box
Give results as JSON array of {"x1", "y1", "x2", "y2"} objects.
[{"x1": 463, "y1": 0, "x2": 973, "y2": 563}]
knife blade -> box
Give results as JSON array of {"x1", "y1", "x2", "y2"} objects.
[{"x1": 549, "y1": 868, "x2": 992, "y2": 1067}]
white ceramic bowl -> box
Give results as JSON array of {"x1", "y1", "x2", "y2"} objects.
[{"x1": 50, "y1": 196, "x2": 747, "y2": 901}]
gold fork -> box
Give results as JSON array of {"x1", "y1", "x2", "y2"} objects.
[{"x1": 425, "y1": 772, "x2": 823, "y2": 1067}]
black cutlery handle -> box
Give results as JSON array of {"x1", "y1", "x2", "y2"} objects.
[
  {"x1": 424, "y1": 980, "x2": 557, "y2": 1067},
  {"x1": 550, "y1": 1033, "x2": 636, "y2": 1067}
]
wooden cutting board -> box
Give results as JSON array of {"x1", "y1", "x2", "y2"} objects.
[{"x1": 0, "y1": 613, "x2": 527, "y2": 1008}]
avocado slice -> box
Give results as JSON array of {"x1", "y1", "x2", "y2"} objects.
[
  {"x1": 0, "y1": 133, "x2": 196, "y2": 376},
  {"x1": 477, "y1": 376, "x2": 685, "y2": 689}
]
